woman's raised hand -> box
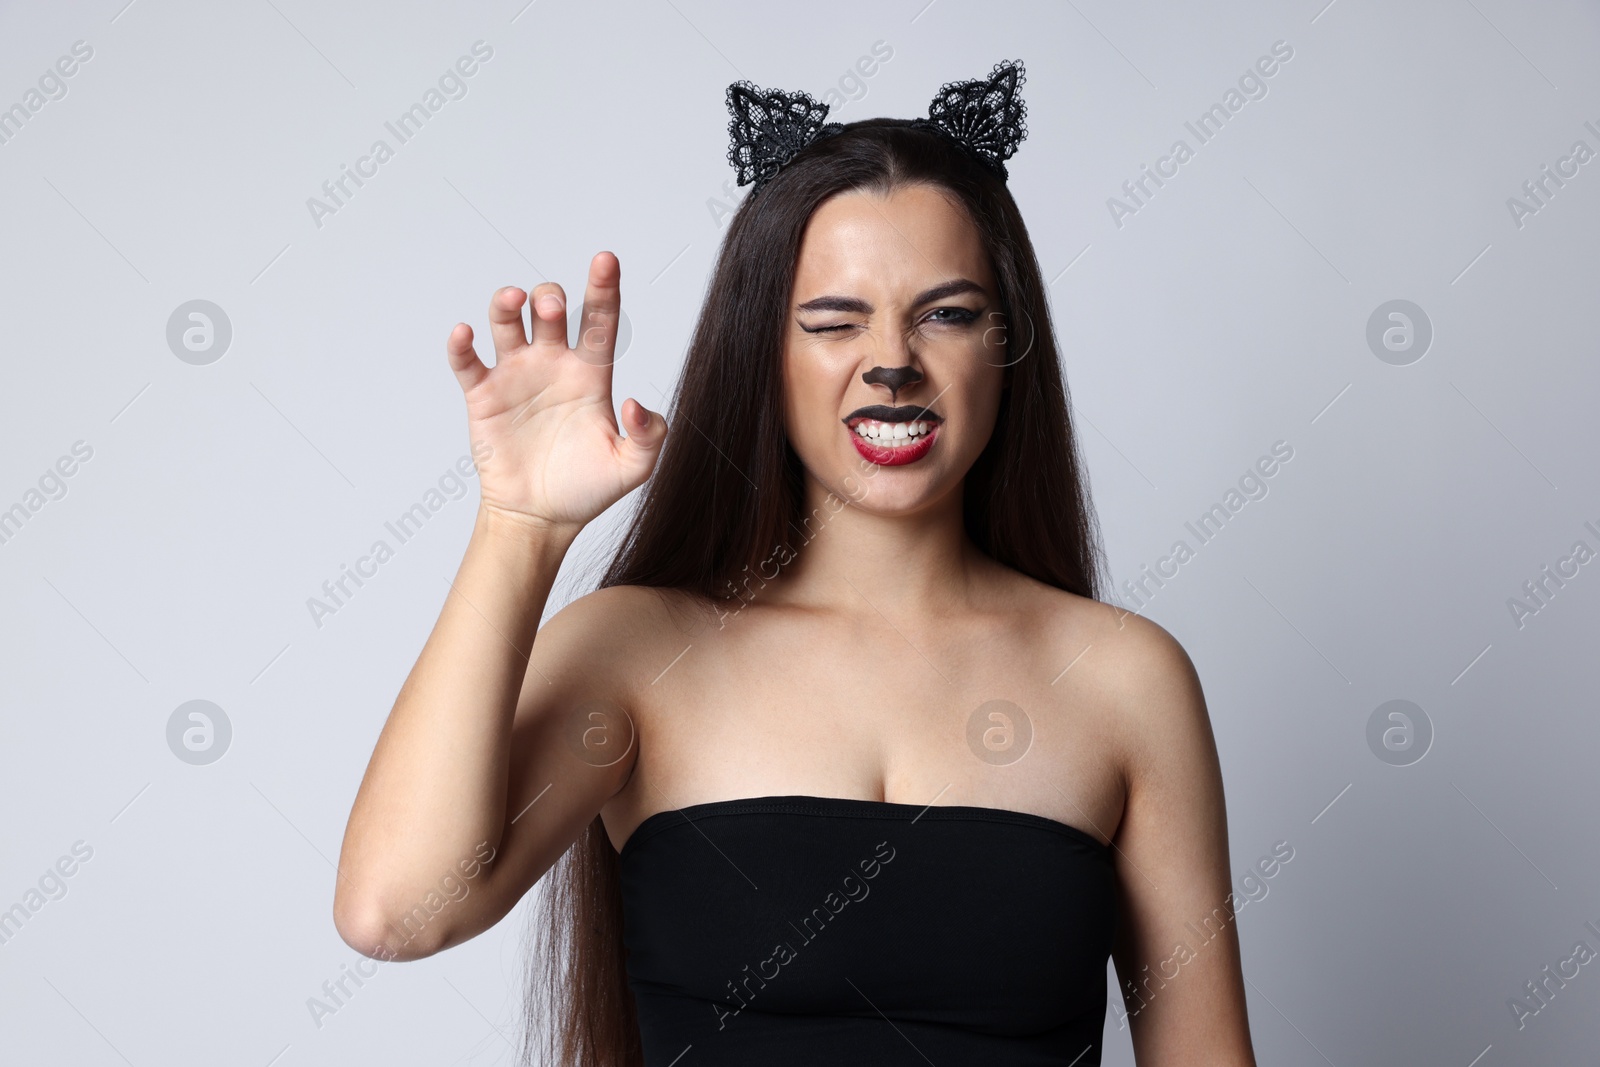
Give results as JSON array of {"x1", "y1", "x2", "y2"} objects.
[{"x1": 446, "y1": 252, "x2": 667, "y2": 536}]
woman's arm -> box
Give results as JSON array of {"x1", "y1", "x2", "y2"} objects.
[
  {"x1": 1104, "y1": 613, "x2": 1258, "y2": 1065},
  {"x1": 332, "y1": 254, "x2": 666, "y2": 960},
  {"x1": 331, "y1": 509, "x2": 598, "y2": 961}
]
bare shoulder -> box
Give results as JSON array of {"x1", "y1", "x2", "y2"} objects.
[
  {"x1": 508, "y1": 583, "x2": 703, "y2": 797},
  {"x1": 1082, "y1": 607, "x2": 1202, "y2": 712},
  {"x1": 1014, "y1": 580, "x2": 1210, "y2": 771},
  {"x1": 528, "y1": 583, "x2": 711, "y2": 698},
  {"x1": 1077, "y1": 605, "x2": 1213, "y2": 787},
  {"x1": 539, "y1": 582, "x2": 680, "y2": 634},
  {"x1": 1010, "y1": 573, "x2": 1196, "y2": 688}
]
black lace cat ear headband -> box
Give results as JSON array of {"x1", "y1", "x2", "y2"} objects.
[{"x1": 725, "y1": 59, "x2": 1028, "y2": 198}]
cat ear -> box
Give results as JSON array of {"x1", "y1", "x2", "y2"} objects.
[
  {"x1": 911, "y1": 59, "x2": 1028, "y2": 180},
  {"x1": 725, "y1": 81, "x2": 845, "y2": 193}
]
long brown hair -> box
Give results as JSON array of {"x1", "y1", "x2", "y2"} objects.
[{"x1": 523, "y1": 118, "x2": 1108, "y2": 1067}]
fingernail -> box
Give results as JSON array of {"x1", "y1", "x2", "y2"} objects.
[{"x1": 538, "y1": 294, "x2": 563, "y2": 315}]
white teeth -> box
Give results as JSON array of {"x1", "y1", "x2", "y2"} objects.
[{"x1": 853, "y1": 419, "x2": 937, "y2": 442}]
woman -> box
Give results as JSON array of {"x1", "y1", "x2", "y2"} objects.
[{"x1": 334, "y1": 61, "x2": 1257, "y2": 1067}]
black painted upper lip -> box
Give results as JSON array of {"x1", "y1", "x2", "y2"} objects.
[{"x1": 841, "y1": 403, "x2": 944, "y2": 426}]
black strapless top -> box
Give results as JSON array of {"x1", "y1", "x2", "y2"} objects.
[{"x1": 618, "y1": 795, "x2": 1119, "y2": 1066}]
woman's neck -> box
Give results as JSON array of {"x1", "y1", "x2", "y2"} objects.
[{"x1": 767, "y1": 476, "x2": 992, "y2": 617}]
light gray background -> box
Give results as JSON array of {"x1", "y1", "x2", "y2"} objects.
[{"x1": 3, "y1": 1, "x2": 1597, "y2": 1064}]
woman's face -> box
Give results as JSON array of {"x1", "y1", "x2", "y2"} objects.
[{"x1": 782, "y1": 182, "x2": 1007, "y2": 515}]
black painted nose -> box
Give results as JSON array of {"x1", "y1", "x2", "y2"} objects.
[{"x1": 862, "y1": 365, "x2": 923, "y2": 399}]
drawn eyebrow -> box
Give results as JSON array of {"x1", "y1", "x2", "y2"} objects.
[{"x1": 795, "y1": 278, "x2": 985, "y2": 315}]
